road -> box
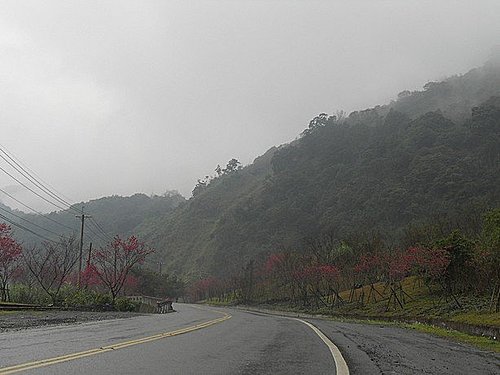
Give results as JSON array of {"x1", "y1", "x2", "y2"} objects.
[{"x1": 0, "y1": 304, "x2": 498, "y2": 374}]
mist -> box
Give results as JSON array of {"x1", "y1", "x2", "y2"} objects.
[{"x1": 1, "y1": 0, "x2": 500, "y2": 212}]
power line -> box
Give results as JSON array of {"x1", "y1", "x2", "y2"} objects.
[
  {"x1": 0, "y1": 187, "x2": 75, "y2": 231},
  {"x1": 0, "y1": 165, "x2": 68, "y2": 211},
  {"x1": 0, "y1": 146, "x2": 83, "y2": 216},
  {"x1": 0, "y1": 146, "x2": 117, "y2": 247},
  {"x1": 83, "y1": 225, "x2": 109, "y2": 244},
  {"x1": 77, "y1": 215, "x2": 111, "y2": 243},
  {"x1": 0, "y1": 213, "x2": 57, "y2": 243},
  {"x1": 0, "y1": 205, "x2": 65, "y2": 238},
  {"x1": 89, "y1": 217, "x2": 107, "y2": 234},
  {"x1": 0, "y1": 185, "x2": 105, "y2": 246},
  {"x1": 0, "y1": 144, "x2": 75, "y2": 205},
  {"x1": 88, "y1": 217, "x2": 115, "y2": 242},
  {"x1": 0, "y1": 147, "x2": 74, "y2": 209}
]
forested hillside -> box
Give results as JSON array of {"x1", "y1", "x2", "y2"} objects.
[
  {"x1": 143, "y1": 61, "x2": 500, "y2": 280},
  {"x1": 4, "y1": 62, "x2": 498, "y2": 281},
  {"x1": 0, "y1": 192, "x2": 185, "y2": 246}
]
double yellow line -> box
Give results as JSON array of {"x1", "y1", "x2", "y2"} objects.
[{"x1": 0, "y1": 311, "x2": 231, "y2": 374}]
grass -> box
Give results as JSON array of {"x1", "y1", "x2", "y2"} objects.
[
  {"x1": 401, "y1": 321, "x2": 500, "y2": 353},
  {"x1": 333, "y1": 277, "x2": 500, "y2": 327},
  {"x1": 325, "y1": 314, "x2": 500, "y2": 352},
  {"x1": 204, "y1": 299, "x2": 236, "y2": 307},
  {"x1": 451, "y1": 311, "x2": 500, "y2": 327},
  {"x1": 330, "y1": 314, "x2": 500, "y2": 353},
  {"x1": 0, "y1": 310, "x2": 18, "y2": 316}
]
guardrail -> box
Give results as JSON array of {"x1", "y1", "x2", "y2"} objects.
[
  {"x1": 126, "y1": 295, "x2": 175, "y2": 314},
  {"x1": 156, "y1": 300, "x2": 174, "y2": 314},
  {"x1": 0, "y1": 302, "x2": 55, "y2": 311}
]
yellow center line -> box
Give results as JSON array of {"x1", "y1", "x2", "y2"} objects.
[{"x1": 0, "y1": 311, "x2": 231, "y2": 374}]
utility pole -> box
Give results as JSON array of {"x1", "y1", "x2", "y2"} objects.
[
  {"x1": 87, "y1": 242, "x2": 93, "y2": 267},
  {"x1": 158, "y1": 261, "x2": 163, "y2": 275},
  {"x1": 76, "y1": 206, "x2": 92, "y2": 288},
  {"x1": 83, "y1": 242, "x2": 93, "y2": 288}
]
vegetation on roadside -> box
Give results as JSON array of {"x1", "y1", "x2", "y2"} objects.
[
  {"x1": 402, "y1": 322, "x2": 499, "y2": 353},
  {"x1": 1, "y1": 227, "x2": 184, "y2": 311},
  {"x1": 183, "y1": 62, "x2": 500, "y2": 340},
  {"x1": 0, "y1": 192, "x2": 186, "y2": 312},
  {"x1": 193, "y1": 209, "x2": 500, "y2": 341}
]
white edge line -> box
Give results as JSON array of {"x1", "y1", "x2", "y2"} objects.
[{"x1": 293, "y1": 318, "x2": 350, "y2": 375}]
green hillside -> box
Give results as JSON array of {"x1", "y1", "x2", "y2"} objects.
[
  {"x1": 1, "y1": 192, "x2": 185, "y2": 247},
  {"x1": 143, "y1": 61, "x2": 500, "y2": 280},
  {"x1": 3, "y1": 61, "x2": 498, "y2": 281}
]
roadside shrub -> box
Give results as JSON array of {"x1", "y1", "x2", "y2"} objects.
[
  {"x1": 61, "y1": 286, "x2": 112, "y2": 310},
  {"x1": 9, "y1": 284, "x2": 50, "y2": 305},
  {"x1": 63, "y1": 288, "x2": 94, "y2": 307},
  {"x1": 94, "y1": 292, "x2": 113, "y2": 306},
  {"x1": 114, "y1": 297, "x2": 139, "y2": 312}
]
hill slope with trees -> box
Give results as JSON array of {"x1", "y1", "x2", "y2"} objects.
[
  {"x1": 0, "y1": 192, "x2": 185, "y2": 247},
  {"x1": 142, "y1": 60, "x2": 500, "y2": 280}
]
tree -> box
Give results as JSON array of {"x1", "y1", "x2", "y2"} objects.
[
  {"x1": 215, "y1": 164, "x2": 223, "y2": 177},
  {"x1": 130, "y1": 268, "x2": 185, "y2": 299},
  {"x1": 224, "y1": 158, "x2": 242, "y2": 174},
  {"x1": 476, "y1": 209, "x2": 500, "y2": 311},
  {"x1": 397, "y1": 90, "x2": 412, "y2": 99},
  {"x1": 189, "y1": 277, "x2": 220, "y2": 301},
  {"x1": 92, "y1": 235, "x2": 154, "y2": 303},
  {"x1": 262, "y1": 252, "x2": 298, "y2": 303},
  {"x1": 0, "y1": 223, "x2": 22, "y2": 301},
  {"x1": 406, "y1": 246, "x2": 450, "y2": 284},
  {"x1": 24, "y1": 236, "x2": 79, "y2": 305},
  {"x1": 301, "y1": 113, "x2": 333, "y2": 136},
  {"x1": 435, "y1": 230, "x2": 474, "y2": 295},
  {"x1": 298, "y1": 263, "x2": 341, "y2": 308},
  {"x1": 192, "y1": 175, "x2": 213, "y2": 197},
  {"x1": 80, "y1": 263, "x2": 101, "y2": 287},
  {"x1": 239, "y1": 260, "x2": 255, "y2": 303}
]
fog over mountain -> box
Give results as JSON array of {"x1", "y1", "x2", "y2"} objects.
[{"x1": 1, "y1": 1, "x2": 500, "y2": 211}]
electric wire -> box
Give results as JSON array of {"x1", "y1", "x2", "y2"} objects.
[
  {"x1": 0, "y1": 205, "x2": 66, "y2": 237},
  {"x1": 0, "y1": 213, "x2": 58, "y2": 243},
  {"x1": 83, "y1": 225, "x2": 109, "y2": 244},
  {"x1": 0, "y1": 148, "x2": 74, "y2": 209},
  {"x1": 88, "y1": 217, "x2": 115, "y2": 242},
  {"x1": 0, "y1": 186, "x2": 75, "y2": 231},
  {"x1": 0, "y1": 188, "x2": 103, "y2": 245},
  {"x1": 86, "y1": 226, "x2": 111, "y2": 244},
  {"x1": 0, "y1": 146, "x2": 83, "y2": 215},
  {"x1": 0, "y1": 146, "x2": 116, "y2": 246},
  {"x1": 0, "y1": 144, "x2": 75, "y2": 205},
  {"x1": 0, "y1": 165, "x2": 68, "y2": 211}
]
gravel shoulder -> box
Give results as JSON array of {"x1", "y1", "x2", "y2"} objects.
[{"x1": 0, "y1": 310, "x2": 143, "y2": 332}]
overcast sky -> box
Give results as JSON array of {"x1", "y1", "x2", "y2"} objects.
[{"x1": 1, "y1": 0, "x2": 499, "y2": 212}]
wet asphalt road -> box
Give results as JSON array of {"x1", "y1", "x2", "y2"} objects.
[
  {"x1": 311, "y1": 318, "x2": 499, "y2": 375},
  {"x1": 0, "y1": 304, "x2": 499, "y2": 374}
]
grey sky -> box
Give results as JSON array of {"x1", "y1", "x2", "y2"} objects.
[{"x1": 1, "y1": 0, "x2": 499, "y2": 212}]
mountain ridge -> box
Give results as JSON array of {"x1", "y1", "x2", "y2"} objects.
[
  {"x1": 142, "y1": 61, "x2": 500, "y2": 280},
  {"x1": 1, "y1": 61, "x2": 499, "y2": 281}
]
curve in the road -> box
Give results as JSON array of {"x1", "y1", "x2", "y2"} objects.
[
  {"x1": 0, "y1": 310, "x2": 231, "y2": 375},
  {"x1": 293, "y1": 318, "x2": 350, "y2": 375}
]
